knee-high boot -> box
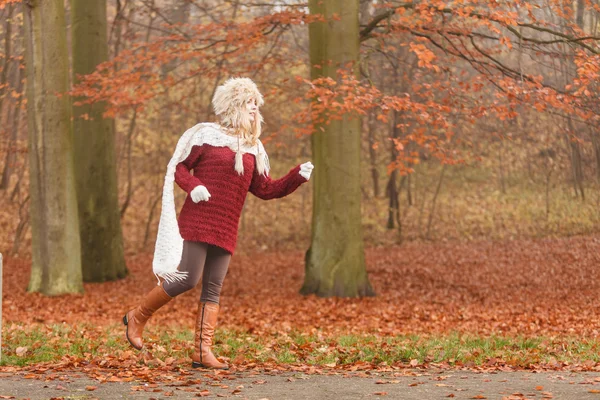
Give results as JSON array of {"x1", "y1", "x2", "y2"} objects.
[
  {"x1": 123, "y1": 282, "x2": 172, "y2": 350},
  {"x1": 191, "y1": 302, "x2": 229, "y2": 369}
]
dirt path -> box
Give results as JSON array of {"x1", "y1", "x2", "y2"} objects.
[{"x1": 1, "y1": 369, "x2": 600, "y2": 399}]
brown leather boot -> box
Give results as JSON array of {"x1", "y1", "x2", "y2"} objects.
[
  {"x1": 123, "y1": 283, "x2": 172, "y2": 350},
  {"x1": 191, "y1": 302, "x2": 229, "y2": 369}
]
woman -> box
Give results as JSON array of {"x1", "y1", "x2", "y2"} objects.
[{"x1": 123, "y1": 77, "x2": 313, "y2": 369}]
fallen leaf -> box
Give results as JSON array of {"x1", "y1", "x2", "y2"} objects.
[
  {"x1": 85, "y1": 386, "x2": 97, "y2": 391},
  {"x1": 535, "y1": 386, "x2": 544, "y2": 391},
  {"x1": 471, "y1": 396, "x2": 487, "y2": 399},
  {"x1": 374, "y1": 392, "x2": 387, "y2": 396},
  {"x1": 15, "y1": 347, "x2": 27, "y2": 357}
]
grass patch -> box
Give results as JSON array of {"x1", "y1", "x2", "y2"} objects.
[{"x1": 3, "y1": 324, "x2": 600, "y2": 369}]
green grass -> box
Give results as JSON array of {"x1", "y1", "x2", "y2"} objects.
[{"x1": 3, "y1": 324, "x2": 600, "y2": 369}]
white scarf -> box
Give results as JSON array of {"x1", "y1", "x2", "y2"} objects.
[{"x1": 152, "y1": 122, "x2": 270, "y2": 284}]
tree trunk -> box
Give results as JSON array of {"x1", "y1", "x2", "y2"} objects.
[
  {"x1": 0, "y1": 60, "x2": 24, "y2": 191},
  {"x1": 590, "y1": 128, "x2": 600, "y2": 183},
  {"x1": 386, "y1": 110, "x2": 401, "y2": 229},
  {"x1": 71, "y1": 0, "x2": 127, "y2": 282},
  {"x1": 301, "y1": 0, "x2": 374, "y2": 298},
  {"x1": 0, "y1": 3, "x2": 14, "y2": 190},
  {"x1": 0, "y1": 3, "x2": 12, "y2": 102},
  {"x1": 576, "y1": 0, "x2": 584, "y2": 29},
  {"x1": 367, "y1": 111, "x2": 379, "y2": 197},
  {"x1": 24, "y1": 0, "x2": 83, "y2": 295},
  {"x1": 566, "y1": 118, "x2": 585, "y2": 200}
]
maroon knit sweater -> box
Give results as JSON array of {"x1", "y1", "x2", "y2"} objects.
[{"x1": 174, "y1": 144, "x2": 307, "y2": 254}]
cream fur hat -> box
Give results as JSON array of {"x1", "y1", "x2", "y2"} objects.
[
  {"x1": 212, "y1": 77, "x2": 264, "y2": 130},
  {"x1": 212, "y1": 77, "x2": 267, "y2": 175}
]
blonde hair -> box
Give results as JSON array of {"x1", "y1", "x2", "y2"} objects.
[{"x1": 212, "y1": 77, "x2": 264, "y2": 145}]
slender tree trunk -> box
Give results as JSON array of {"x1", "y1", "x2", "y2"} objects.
[
  {"x1": 24, "y1": 0, "x2": 83, "y2": 295},
  {"x1": 367, "y1": 111, "x2": 379, "y2": 197},
  {"x1": 119, "y1": 109, "x2": 137, "y2": 217},
  {"x1": 560, "y1": 2, "x2": 586, "y2": 200},
  {"x1": 576, "y1": 0, "x2": 584, "y2": 29},
  {"x1": 566, "y1": 118, "x2": 585, "y2": 200},
  {"x1": 426, "y1": 164, "x2": 446, "y2": 240},
  {"x1": 71, "y1": 0, "x2": 127, "y2": 282},
  {"x1": 498, "y1": 139, "x2": 506, "y2": 194},
  {"x1": 302, "y1": 0, "x2": 374, "y2": 298},
  {"x1": 545, "y1": 160, "x2": 553, "y2": 221},
  {"x1": 0, "y1": 3, "x2": 12, "y2": 102},
  {"x1": 386, "y1": 109, "x2": 401, "y2": 229},
  {"x1": 0, "y1": 64, "x2": 23, "y2": 191},
  {"x1": 590, "y1": 128, "x2": 600, "y2": 183},
  {"x1": 0, "y1": 4, "x2": 14, "y2": 190}
]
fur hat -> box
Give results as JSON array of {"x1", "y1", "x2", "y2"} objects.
[
  {"x1": 212, "y1": 77, "x2": 264, "y2": 129},
  {"x1": 212, "y1": 77, "x2": 267, "y2": 175}
]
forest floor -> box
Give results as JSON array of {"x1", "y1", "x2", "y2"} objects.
[{"x1": 1, "y1": 234, "x2": 600, "y2": 398}]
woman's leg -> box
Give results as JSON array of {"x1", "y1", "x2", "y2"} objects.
[
  {"x1": 200, "y1": 245, "x2": 231, "y2": 304},
  {"x1": 163, "y1": 241, "x2": 208, "y2": 297},
  {"x1": 191, "y1": 245, "x2": 232, "y2": 369},
  {"x1": 124, "y1": 241, "x2": 208, "y2": 350}
]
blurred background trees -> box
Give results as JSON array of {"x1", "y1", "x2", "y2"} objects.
[{"x1": 0, "y1": 0, "x2": 599, "y2": 296}]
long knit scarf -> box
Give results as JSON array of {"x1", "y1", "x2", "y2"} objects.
[{"x1": 152, "y1": 122, "x2": 270, "y2": 284}]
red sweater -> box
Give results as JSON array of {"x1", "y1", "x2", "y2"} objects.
[{"x1": 174, "y1": 144, "x2": 307, "y2": 254}]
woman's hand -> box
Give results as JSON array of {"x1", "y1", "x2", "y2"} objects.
[
  {"x1": 299, "y1": 162, "x2": 314, "y2": 180},
  {"x1": 191, "y1": 185, "x2": 211, "y2": 203}
]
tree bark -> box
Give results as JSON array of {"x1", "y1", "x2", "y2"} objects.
[
  {"x1": 0, "y1": 59, "x2": 24, "y2": 191},
  {"x1": 387, "y1": 110, "x2": 401, "y2": 229},
  {"x1": 367, "y1": 111, "x2": 379, "y2": 198},
  {"x1": 24, "y1": 0, "x2": 83, "y2": 295},
  {"x1": 0, "y1": 3, "x2": 14, "y2": 190},
  {"x1": 71, "y1": 0, "x2": 127, "y2": 282},
  {"x1": 301, "y1": 0, "x2": 375, "y2": 298}
]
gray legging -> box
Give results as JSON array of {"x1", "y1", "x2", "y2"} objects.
[{"x1": 163, "y1": 241, "x2": 231, "y2": 303}]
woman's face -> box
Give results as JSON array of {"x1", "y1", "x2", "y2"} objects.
[{"x1": 245, "y1": 98, "x2": 258, "y2": 122}]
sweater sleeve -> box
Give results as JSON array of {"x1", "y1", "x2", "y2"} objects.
[
  {"x1": 249, "y1": 164, "x2": 307, "y2": 200},
  {"x1": 174, "y1": 145, "x2": 204, "y2": 194}
]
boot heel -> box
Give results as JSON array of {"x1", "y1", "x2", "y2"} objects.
[
  {"x1": 122, "y1": 315, "x2": 128, "y2": 326},
  {"x1": 191, "y1": 361, "x2": 204, "y2": 369}
]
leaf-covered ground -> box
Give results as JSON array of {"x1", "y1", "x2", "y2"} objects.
[
  {"x1": 5, "y1": 235, "x2": 600, "y2": 335},
  {"x1": 2, "y1": 234, "x2": 600, "y2": 382}
]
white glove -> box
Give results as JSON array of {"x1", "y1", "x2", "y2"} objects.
[
  {"x1": 190, "y1": 185, "x2": 211, "y2": 203},
  {"x1": 299, "y1": 161, "x2": 314, "y2": 180}
]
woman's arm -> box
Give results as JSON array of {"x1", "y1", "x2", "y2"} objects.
[
  {"x1": 174, "y1": 145, "x2": 205, "y2": 194},
  {"x1": 249, "y1": 163, "x2": 308, "y2": 200}
]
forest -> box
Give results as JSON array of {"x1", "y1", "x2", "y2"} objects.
[{"x1": 0, "y1": 0, "x2": 599, "y2": 395}]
